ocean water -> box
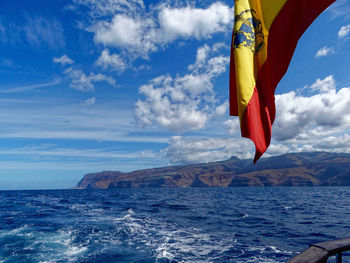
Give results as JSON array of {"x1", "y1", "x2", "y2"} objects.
[{"x1": 1, "y1": 187, "x2": 350, "y2": 263}]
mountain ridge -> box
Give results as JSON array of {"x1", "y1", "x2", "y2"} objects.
[{"x1": 75, "y1": 152, "x2": 350, "y2": 189}]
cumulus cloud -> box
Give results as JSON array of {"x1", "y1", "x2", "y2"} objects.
[
  {"x1": 274, "y1": 75, "x2": 350, "y2": 141},
  {"x1": 95, "y1": 49, "x2": 128, "y2": 72},
  {"x1": 135, "y1": 44, "x2": 229, "y2": 132},
  {"x1": 162, "y1": 136, "x2": 315, "y2": 164},
  {"x1": 64, "y1": 67, "x2": 115, "y2": 91},
  {"x1": 212, "y1": 42, "x2": 228, "y2": 52},
  {"x1": 163, "y1": 134, "x2": 350, "y2": 164},
  {"x1": 315, "y1": 46, "x2": 335, "y2": 58},
  {"x1": 215, "y1": 101, "x2": 228, "y2": 116},
  {"x1": 158, "y1": 75, "x2": 350, "y2": 164},
  {"x1": 93, "y1": 15, "x2": 157, "y2": 58},
  {"x1": 135, "y1": 75, "x2": 209, "y2": 131},
  {"x1": 223, "y1": 119, "x2": 240, "y2": 134},
  {"x1": 308, "y1": 75, "x2": 336, "y2": 93},
  {"x1": 312, "y1": 134, "x2": 350, "y2": 152},
  {"x1": 53, "y1": 55, "x2": 74, "y2": 65},
  {"x1": 163, "y1": 136, "x2": 254, "y2": 164},
  {"x1": 74, "y1": 1, "x2": 232, "y2": 60},
  {"x1": 338, "y1": 24, "x2": 350, "y2": 38},
  {"x1": 266, "y1": 134, "x2": 350, "y2": 159},
  {"x1": 157, "y1": 2, "x2": 232, "y2": 43},
  {"x1": 188, "y1": 44, "x2": 211, "y2": 70},
  {"x1": 53, "y1": 52, "x2": 116, "y2": 92},
  {"x1": 53, "y1": 53, "x2": 116, "y2": 91},
  {"x1": 160, "y1": 76, "x2": 350, "y2": 164}
]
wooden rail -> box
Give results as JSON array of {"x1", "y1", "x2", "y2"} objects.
[{"x1": 288, "y1": 238, "x2": 350, "y2": 263}]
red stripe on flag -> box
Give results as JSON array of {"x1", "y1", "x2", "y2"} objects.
[
  {"x1": 241, "y1": 0, "x2": 335, "y2": 162},
  {"x1": 241, "y1": 87, "x2": 271, "y2": 163}
]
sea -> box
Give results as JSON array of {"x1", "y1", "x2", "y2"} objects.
[{"x1": 1, "y1": 187, "x2": 350, "y2": 263}]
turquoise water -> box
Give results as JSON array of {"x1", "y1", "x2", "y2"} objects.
[{"x1": 1, "y1": 187, "x2": 350, "y2": 262}]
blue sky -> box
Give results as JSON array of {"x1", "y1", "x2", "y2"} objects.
[{"x1": 0, "y1": 0, "x2": 349, "y2": 190}]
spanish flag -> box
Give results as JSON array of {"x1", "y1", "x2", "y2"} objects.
[{"x1": 230, "y1": 0, "x2": 335, "y2": 163}]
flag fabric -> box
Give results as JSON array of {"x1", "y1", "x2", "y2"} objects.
[{"x1": 230, "y1": 0, "x2": 335, "y2": 163}]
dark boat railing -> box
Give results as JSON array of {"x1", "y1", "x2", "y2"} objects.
[{"x1": 288, "y1": 238, "x2": 350, "y2": 263}]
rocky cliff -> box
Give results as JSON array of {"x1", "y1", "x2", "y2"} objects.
[{"x1": 75, "y1": 152, "x2": 350, "y2": 189}]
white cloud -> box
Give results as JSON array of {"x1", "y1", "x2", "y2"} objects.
[
  {"x1": 135, "y1": 44, "x2": 229, "y2": 132},
  {"x1": 135, "y1": 75, "x2": 210, "y2": 131},
  {"x1": 53, "y1": 55, "x2": 74, "y2": 65},
  {"x1": 215, "y1": 101, "x2": 228, "y2": 116},
  {"x1": 264, "y1": 144, "x2": 291, "y2": 156},
  {"x1": 265, "y1": 134, "x2": 350, "y2": 158},
  {"x1": 309, "y1": 75, "x2": 336, "y2": 93},
  {"x1": 163, "y1": 132, "x2": 350, "y2": 164},
  {"x1": 315, "y1": 46, "x2": 335, "y2": 58},
  {"x1": 338, "y1": 24, "x2": 350, "y2": 38},
  {"x1": 82, "y1": 97, "x2": 96, "y2": 106},
  {"x1": 157, "y1": 3, "x2": 232, "y2": 42},
  {"x1": 78, "y1": 2, "x2": 232, "y2": 59},
  {"x1": 274, "y1": 75, "x2": 350, "y2": 141},
  {"x1": 95, "y1": 49, "x2": 128, "y2": 72},
  {"x1": 212, "y1": 42, "x2": 228, "y2": 52},
  {"x1": 94, "y1": 15, "x2": 148, "y2": 47},
  {"x1": 163, "y1": 136, "x2": 254, "y2": 164},
  {"x1": 64, "y1": 67, "x2": 116, "y2": 91},
  {"x1": 188, "y1": 44, "x2": 211, "y2": 70},
  {"x1": 312, "y1": 134, "x2": 350, "y2": 152},
  {"x1": 52, "y1": 52, "x2": 115, "y2": 91},
  {"x1": 163, "y1": 132, "x2": 350, "y2": 165},
  {"x1": 223, "y1": 118, "x2": 240, "y2": 134},
  {"x1": 93, "y1": 14, "x2": 157, "y2": 58}
]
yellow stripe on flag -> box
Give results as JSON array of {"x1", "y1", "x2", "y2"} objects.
[{"x1": 233, "y1": 0, "x2": 287, "y2": 120}]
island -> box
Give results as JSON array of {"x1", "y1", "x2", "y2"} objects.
[{"x1": 75, "y1": 152, "x2": 350, "y2": 189}]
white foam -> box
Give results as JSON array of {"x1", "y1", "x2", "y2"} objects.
[
  {"x1": 103, "y1": 209, "x2": 292, "y2": 262},
  {"x1": 114, "y1": 211, "x2": 235, "y2": 262},
  {"x1": 66, "y1": 246, "x2": 88, "y2": 256},
  {"x1": 19, "y1": 227, "x2": 88, "y2": 263},
  {"x1": 127, "y1": 208, "x2": 135, "y2": 214},
  {"x1": 242, "y1": 243, "x2": 293, "y2": 263}
]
